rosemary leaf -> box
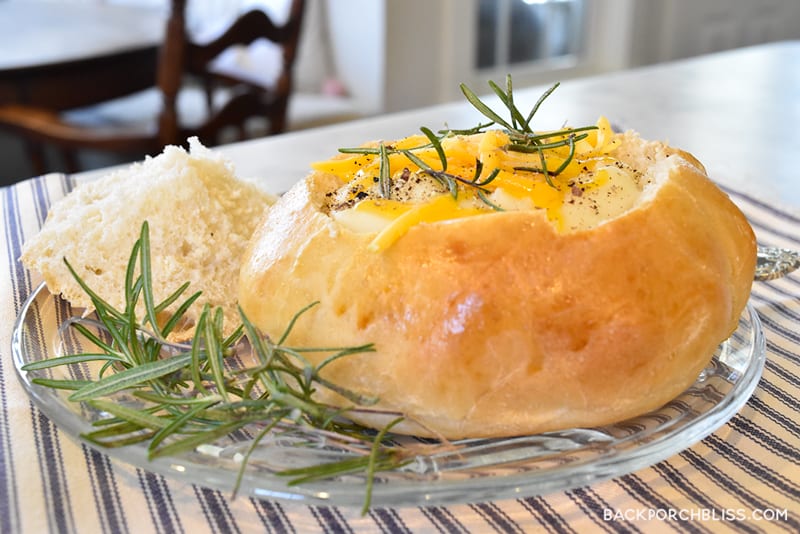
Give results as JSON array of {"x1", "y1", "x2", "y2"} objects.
[
  {"x1": 276, "y1": 301, "x2": 318, "y2": 345},
  {"x1": 93, "y1": 303, "x2": 138, "y2": 365},
  {"x1": 232, "y1": 418, "x2": 283, "y2": 498},
  {"x1": 204, "y1": 305, "x2": 230, "y2": 403},
  {"x1": 420, "y1": 126, "x2": 448, "y2": 172},
  {"x1": 507, "y1": 132, "x2": 590, "y2": 153},
  {"x1": 378, "y1": 142, "x2": 392, "y2": 199},
  {"x1": 477, "y1": 189, "x2": 505, "y2": 211},
  {"x1": 313, "y1": 344, "x2": 375, "y2": 372},
  {"x1": 459, "y1": 83, "x2": 514, "y2": 131},
  {"x1": 488, "y1": 76, "x2": 530, "y2": 134},
  {"x1": 62, "y1": 258, "x2": 126, "y2": 322},
  {"x1": 222, "y1": 324, "x2": 244, "y2": 348},
  {"x1": 138, "y1": 222, "x2": 162, "y2": 337},
  {"x1": 83, "y1": 428, "x2": 157, "y2": 448},
  {"x1": 190, "y1": 309, "x2": 211, "y2": 395},
  {"x1": 126, "y1": 292, "x2": 148, "y2": 365},
  {"x1": 160, "y1": 286, "x2": 202, "y2": 338},
  {"x1": 148, "y1": 399, "x2": 220, "y2": 453},
  {"x1": 536, "y1": 145, "x2": 554, "y2": 188},
  {"x1": 88, "y1": 399, "x2": 171, "y2": 430},
  {"x1": 471, "y1": 166, "x2": 501, "y2": 188},
  {"x1": 279, "y1": 454, "x2": 377, "y2": 484},
  {"x1": 124, "y1": 239, "x2": 141, "y2": 306},
  {"x1": 401, "y1": 149, "x2": 459, "y2": 199},
  {"x1": 31, "y1": 378, "x2": 92, "y2": 390},
  {"x1": 551, "y1": 134, "x2": 577, "y2": 176},
  {"x1": 338, "y1": 146, "x2": 379, "y2": 155},
  {"x1": 22, "y1": 353, "x2": 125, "y2": 371},
  {"x1": 148, "y1": 417, "x2": 261, "y2": 459},
  {"x1": 134, "y1": 390, "x2": 223, "y2": 406},
  {"x1": 439, "y1": 121, "x2": 493, "y2": 136},
  {"x1": 153, "y1": 281, "x2": 190, "y2": 314},
  {"x1": 526, "y1": 81, "x2": 560, "y2": 126},
  {"x1": 64, "y1": 321, "x2": 120, "y2": 357},
  {"x1": 68, "y1": 353, "x2": 193, "y2": 401},
  {"x1": 363, "y1": 417, "x2": 405, "y2": 514}
]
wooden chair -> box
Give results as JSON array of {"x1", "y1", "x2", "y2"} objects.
[{"x1": 0, "y1": 0, "x2": 305, "y2": 175}]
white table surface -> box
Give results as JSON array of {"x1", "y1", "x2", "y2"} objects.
[{"x1": 77, "y1": 40, "x2": 800, "y2": 212}]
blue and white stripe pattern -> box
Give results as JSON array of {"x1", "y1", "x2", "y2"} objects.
[{"x1": 1, "y1": 174, "x2": 797, "y2": 533}]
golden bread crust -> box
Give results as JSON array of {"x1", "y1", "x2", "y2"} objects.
[{"x1": 238, "y1": 139, "x2": 756, "y2": 439}]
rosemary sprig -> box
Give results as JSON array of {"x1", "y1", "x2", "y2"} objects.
[
  {"x1": 335, "y1": 75, "x2": 598, "y2": 208},
  {"x1": 420, "y1": 126, "x2": 448, "y2": 172},
  {"x1": 23, "y1": 222, "x2": 414, "y2": 512},
  {"x1": 527, "y1": 80, "x2": 560, "y2": 126}
]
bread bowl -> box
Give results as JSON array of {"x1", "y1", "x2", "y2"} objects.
[{"x1": 238, "y1": 89, "x2": 756, "y2": 440}]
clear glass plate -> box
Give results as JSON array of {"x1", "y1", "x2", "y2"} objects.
[{"x1": 12, "y1": 283, "x2": 765, "y2": 508}]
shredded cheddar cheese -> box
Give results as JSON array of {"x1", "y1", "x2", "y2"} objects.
[{"x1": 317, "y1": 116, "x2": 645, "y2": 251}]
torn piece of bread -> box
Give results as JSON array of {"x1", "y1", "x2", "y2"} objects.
[{"x1": 21, "y1": 138, "x2": 274, "y2": 340}]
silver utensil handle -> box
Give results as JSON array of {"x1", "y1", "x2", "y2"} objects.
[{"x1": 755, "y1": 246, "x2": 800, "y2": 281}]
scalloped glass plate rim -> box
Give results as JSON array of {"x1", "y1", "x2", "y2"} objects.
[{"x1": 12, "y1": 283, "x2": 765, "y2": 508}]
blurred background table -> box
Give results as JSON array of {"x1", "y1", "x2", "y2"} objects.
[
  {"x1": 0, "y1": 1, "x2": 165, "y2": 110},
  {"x1": 2, "y1": 41, "x2": 799, "y2": 533},
  {"x1": 0, "y1": 1, "x2": 166, "y2": 175}
]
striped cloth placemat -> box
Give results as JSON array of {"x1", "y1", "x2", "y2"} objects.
[{"x1": 1, "y1": 173, "x2": 797, "y2": 533}]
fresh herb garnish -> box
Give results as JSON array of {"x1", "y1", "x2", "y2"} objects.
[
  {"x1": 336, "y1": 75, "x2": 597, "y2": 207},
  {"x1": 23, "y1": 222, "x2": 415, "y2": 514}
]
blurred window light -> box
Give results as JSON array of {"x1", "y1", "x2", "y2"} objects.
[{"x1": 477, "y1": 0, "x2": 586, "y2": 69}]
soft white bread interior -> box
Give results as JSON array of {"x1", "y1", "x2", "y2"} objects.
[
  {"x1": 238, "y1": 127, "x2": 757, "y2": 439},
  {"x1": 22, "y1": 138, "x2": 273, "y2": 341}
]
